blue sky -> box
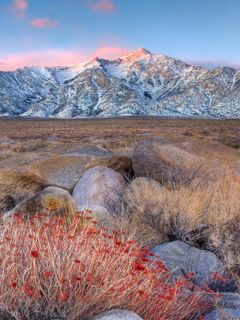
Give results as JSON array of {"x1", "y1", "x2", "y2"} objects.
[{"x1": 0, "y1": 0, "x2": 240, "y2": 70}]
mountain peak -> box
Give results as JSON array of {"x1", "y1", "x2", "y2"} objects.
[
  {"x1": 136, "y1": 48, "x2": 151, "y2": 55},
  {"x1": 120, "y1": 48, "x2": 151, "y2": 63}
]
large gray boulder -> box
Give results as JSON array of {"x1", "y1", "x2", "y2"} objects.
[
  {"x1": 133, "y1": 138, "x2": 203, "y2": 185},
  {"x1": 0, "y1": 144, "x2": 113, "y2": 193},
  {"x1": 205, "y1": 293, "x2": 240, "y2": 319},
  {"x1": 149, "y1": 240, "x2": 224, "y2": 286},
  {"x1": 85, "y1": 310, "x2": 143, "y2": 320},
  {"x1": 132, "y1": 137, "x2": 240, "y2": 185},
  {"x1": 73, "y1": 166, "x2": 126, "y2": 214},
  {"x1": 6, "y1": 186, "x2": 76, "y2": 216},
  {"x1": 30, "y1": 155, "x2": 90, "y2": 191},
  {"x1": 22, "y1": 145, "x2": 112, "y2": 192},
  {"x1": 0, "y1": 154, "x2": 90, "y2": 192}
]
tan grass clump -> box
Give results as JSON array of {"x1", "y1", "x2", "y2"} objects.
[
  {"x1": 85, "y1": 156, "x2": 133, "y2": 179},
  {"x1": 108, "y1": 174, "x2": 240, "y2": 281},
  {"x1": 0, "y1": 171, "x2": 48, "y2": 212}
]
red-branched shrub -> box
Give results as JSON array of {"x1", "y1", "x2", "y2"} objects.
[{"x1": 0, "y1": 212, "x2": 217, "y2": 320}]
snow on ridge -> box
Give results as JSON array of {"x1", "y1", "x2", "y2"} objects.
[
  {"x1": 54, "y1": 60, "x2": 101, "y2": 83},
  {"x1": 0, "y1": 49, "x2": 240, "y2": 119}
]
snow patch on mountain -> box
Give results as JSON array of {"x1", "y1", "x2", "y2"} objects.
[{"x1": 0, "y1": 48, "x2": 239, "y2": 118}]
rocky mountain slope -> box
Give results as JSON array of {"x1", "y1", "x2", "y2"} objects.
[{"x1": 0, "y1": 48, "x2": 240, "y2": 118}]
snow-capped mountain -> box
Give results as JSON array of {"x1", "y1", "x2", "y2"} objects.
[{"x1": 0, "y1": 48, "x2": 240, "y2": 118}]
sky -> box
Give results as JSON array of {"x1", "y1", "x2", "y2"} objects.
[{"x1": 0, "y1": 0, "x2": 240, "y2": 71}]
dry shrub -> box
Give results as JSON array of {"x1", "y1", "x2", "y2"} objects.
[
  {"x1": 0, "y1": 171, "x2": 48, "y2": 189},
  {"x1": 0, "y1": 171, "x2": 48, "y2": 212},
  {"x1": 162, "y1": 173, "x2": 240, "y2": 240},
  {"x1": 0, "y1": 212, "x2": 217, "y2": 320},
  {"x1": 214, "y1": 217, "x2": 240, "y2": 288},
  {"x1": 104, "y1": 136, "x2": 138, "y2": 151},
  {"x1": 115, "y1": 178, "x2": 169, "y2": 246},
  {"x1": 109, "y1": 174, "x2": 240, "y2": 279},
  {"x1": 156, "y1": 175, "x2": 236, "y2": 237},
  {"x1": 40, "y1": 194, "x2": 76, "y2": 217},
  {"x1": 13, "y1": 141, "x2": 48, "y2": 153},
  {"x1": 85, "y1": 156, "x2": 133, "y2": 179},
  {"x1": 219, "y1": 136, "x2": 240, "y2": 150}
]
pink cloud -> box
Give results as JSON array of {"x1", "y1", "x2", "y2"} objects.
[
  {"x1": 0, "y1": 46, "x2": 130, "y2": 71},
  {"x1": 88, "y1": 0, "x2": 116, "y2": 12},
  {"x1": 93, "y1": 46, "x2": 130, "y2": 59},
  {"x1": 12, "y1": 0, "x2": 28, "y2": 11},
  {"x1": 30, "y1": 18, "x2": 59, "y2": 28},
  {"x1": 10, "y1": 0, "x2": 28, "y2": 17},
  {"x1": 0, "y1": 50, "x2": 86, "y2": 71}
]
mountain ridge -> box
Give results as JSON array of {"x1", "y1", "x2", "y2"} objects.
[{"x1": 0, "y1": 48, "x2": 240, "y2": 118}]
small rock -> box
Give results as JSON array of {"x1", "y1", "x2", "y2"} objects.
[
  {"x1": 0, "y1": 136, "x2": 15, "y2": 145},
  {"x1": 73, "y1": 166, "x2": 126, "y2": 215},
  {"x1": 149, "y1": 240, "x2": 224, "y2": 286},
  {"x1": 7, "y1": 186, "x2": 76, "y2": 216},
  {"x1": 47, "y1": 134, "x2": 59, "y2": 141},
  {"x1": 85, "y1": 309, "x2": 143, "y2": 320}
]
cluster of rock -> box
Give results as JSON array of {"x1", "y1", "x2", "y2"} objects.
[{"x1": 3, "y1": 137, "x2": 240, "y2": 320}]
